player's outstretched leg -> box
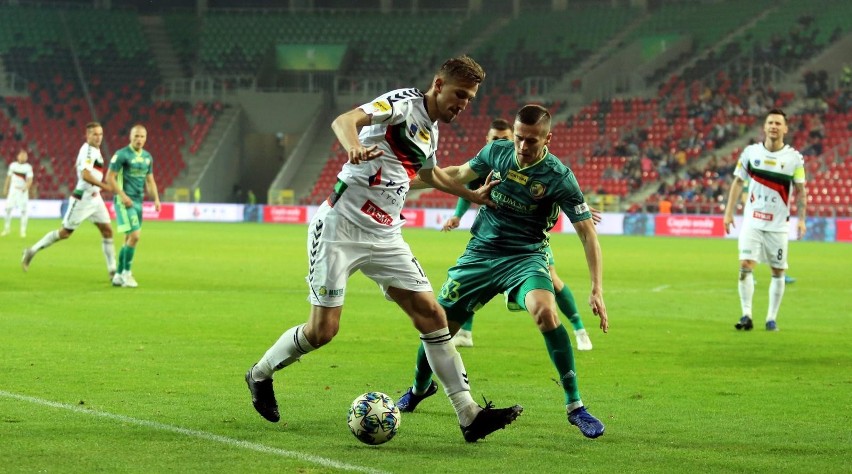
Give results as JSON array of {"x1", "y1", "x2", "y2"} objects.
[{"x1": 245, "y1": 365, "x2": 280, "y2": 422}]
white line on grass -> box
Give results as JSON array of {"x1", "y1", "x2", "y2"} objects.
[
  {"x1": 0, "y1": 390, "x2": 389, "y2": 474},
  {"x1": 651, "y1": 285, "x2": 670, "y2": 292}
]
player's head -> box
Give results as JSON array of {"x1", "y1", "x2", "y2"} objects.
[
  {"x1": 429, "y1": 55, "x2": 485, "y2": 124},
  {"x1": 513, "y1": 105, "x2": 552, "y2": 161},
  {"x1": 85, "y1": 122, "x2": 104, "y2": 148},
  {"x1": 764, "y1": 108, "x2": 788, "y2": 142},
  {"x1": 130, "y1": 124, "x2": 147, "y2": 151},
  {"x1": 486, "y1": 118, "x2": 513, "y2": 143},
  {"x1": 16, "y1": 149, "x2": 28, "y2": 163}
]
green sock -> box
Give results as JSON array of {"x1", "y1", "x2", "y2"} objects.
[
  {"x1": 125, "y1": 246, "x2": 136, "y2": 272},
  {"x1": 412, "y1": 343, "x2": 434, "y2": 393},
  {"x1": 542, "y1": 324, "x2": 580, "y2": 405},
  {"x1": 460, "y1": 317, "x2": 473, "y2": 331},
  {"x1": 117, "y1": 246, "x2": 126, "y2": 273},
  {"x1": 555, "y1": 285, "x2": 584, "y2": 331}
]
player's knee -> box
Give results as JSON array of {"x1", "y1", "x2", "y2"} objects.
[
  {"x1": 532, "y1": 307, "x2": 560, "y2": 332},
  {"x1": 739, "y1": 267, "x2": 752, "y2": 280},
  {"x1": 59, "y1": 228, "x2": 73, "y2": 239}
]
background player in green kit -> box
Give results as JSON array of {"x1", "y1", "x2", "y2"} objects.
[
  {"x1": 443, "y1": 119, "x2": 594, "y2": 351},
  {"x1": 399, "y1": 104, "x2": 609, "y2": 439},
  {"x1": 106, "y1": 124, "x2": 161, "y2": 288}
]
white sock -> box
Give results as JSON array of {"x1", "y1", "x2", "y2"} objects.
[
  {"x1": 20, "y1": 210, "x2": 27, "y2": 235},
  {"x1": 31, "y1": 230, "x2": 60, "y2": 253},
  {"x1": 738, "y1": 269, "x2": 754, "y2": 317},
  {"x1": 102, "y1": 238, "x2": 116, "y2": 272},
  {"x1": 767, "y1": 275, "x2": 785, "y2": 322},
  {"x1": 2, "y1": 207, "x2": 10, "y2": 231},
  {"x1": 253, "y1": 323, "x2": 316, "y2": 381},
  {"x1": 420, "y1": 328, "x2": 480, "y2": 426}
]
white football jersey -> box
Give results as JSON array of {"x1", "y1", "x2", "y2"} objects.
[
  {"x1": 7, "y1": 161, "x2": 33, "y2": 191},
  {"x1": 734, "y1": 143, "x2": 805, "y2": 232},
  {"x1": 329, "y1": 88, "x2": 439, "y2": 234},
  {"x1": 73, "y1": 143, "x2": 105, "y2": 199}
]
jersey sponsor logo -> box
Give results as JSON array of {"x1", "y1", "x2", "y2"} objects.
[
  {"x1": 753, "y1": 210, "x2": 773, "y2": 221},
  {"x1": 361, "y1": 199, "x2": 393, "y2": 226},
  {"x1": 368, "y1": 167, "x2": 383, "y2": 187},
  {"x1": 529, "y1": 181, "x2": 546, "y2": 199},
  {"x1": 492, "y1": 171, "x2": 502, "y2": 181},
  {"x1": 372, "y1": 100, "x2": 391, "y2": 112},
  {"x1": 764, "y1": 159, "x2": 777, "y2": 166},
  {"x1": 506, "y1": 170, "x2": 528, "y2": 185},
  {"x1": 318, "y1": 286, "x2": 344, "y2": 297},
  {"x1": 574, "y1": 202, "x2": 590, "y2": 215}
]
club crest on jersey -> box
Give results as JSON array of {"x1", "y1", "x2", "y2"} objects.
[
  {"x1": 372, "y1": 100, "x2": 391, "y2": 112},
  {"x1": 529, "y1": 181, "x2": 546, "y2": 199},
  {"x1": 754, "y1": 159, "x2": 761, "y2": 167},
  {"x1": 506, "y1": 170, "x2": 528, "y2": 185},
  {"x1": 368, "y1": 167, "x2": 383, "y2": 187},
  {"x1": 417, "y1": 128, "x2": 430, "y2": 143},
  {"x1": 408, "y1": 123, "x2": 418, "y2": 138}
]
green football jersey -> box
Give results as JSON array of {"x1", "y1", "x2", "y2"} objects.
[
  {"x1": 109, "y1": 146, "x2": 153, "y2": 201},
  {"x1": 467, "y1": 139, "x2": 592, "y2": 254}
]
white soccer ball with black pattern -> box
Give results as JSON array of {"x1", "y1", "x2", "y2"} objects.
[{"x1": 347, "y1": 391, "x2": 401, "y2": 445}]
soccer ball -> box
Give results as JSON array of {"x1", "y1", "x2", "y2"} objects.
[{"x1": 347, "y1": 391, "x2": 401, "y2": 445}]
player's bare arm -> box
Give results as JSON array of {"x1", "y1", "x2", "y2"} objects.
[
  {"x1": 83, "y1": 168, "x2": 114, "y2": 194},
  {"x1": 105, "y1": 170, "x2": 132, "y2": 207},
  {"x1": 2, "y1": 176, "x2": 9, "y2": 197},
  {"x1": 411, "y1": 162, "x2": 474, "y2": 189},
  {"x1": 723, "y1": 176, "x2": 745, "y2": 234},
  {"x1": 418, "y1": 165, "x2": 498, "y2": 208},
  {"x1": 573, "y1": 217, "x2": 608, "y2": 333},
  {"x1": 795, "y1": 182, "x2": 807, "y2": 239},
  {"x1": 146, "y1": 173, "x2": 161, "y2": 212},
  {"x1": 331, "y1": 108, "x2": 383, "y2": 164}
]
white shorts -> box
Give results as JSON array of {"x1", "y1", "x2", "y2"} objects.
[
  {"x1": 738, "y1": 226, "x2": 788, "y2": 269},
  {"x1": 306, "y1": 202, "x2": 433, "y2": 307},
  {"x1": 4, "y1": 189, "x2": 28, "y2": 210},
  {"x1": 62, "y1": 193, "x2": 110, "y2": 230}
]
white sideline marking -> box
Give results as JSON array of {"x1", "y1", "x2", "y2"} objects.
[
  {"x1": 0, "y1": 390, "x2": 389, "y2": 474},
  {"x1": 651, "y1": 285, "x2": 670, "y2": 292}
]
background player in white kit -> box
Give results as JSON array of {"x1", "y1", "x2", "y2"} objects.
[
  {"x1": 2, "y1": 149, "x2": 33, "y2": 237},
  {"x1": 245, "y1": 56, "x2": 523, "y2": 443},
  {"x1": 723, "y1": 108, "x2": 807, "y2": 332},
  {"x1": 22, "y1": 122, "x2": 117, "y2": 281}
]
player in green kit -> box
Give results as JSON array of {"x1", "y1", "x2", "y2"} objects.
[
  {"x1": 106, "y1": 124, "x2": 161, "y2": 288},
  {"x1": 398, "y1": 105, "x2": 609, "y2": 438}
]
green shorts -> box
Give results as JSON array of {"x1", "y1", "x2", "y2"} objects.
[
  {"x1": 544, "y1": 245, "x2": 556, "y2": 266},
  {"x1": 437, "y1": 249, "x2": 554, "y2": 324},
  {"x1": 115, "y1": 200, "x2": 143, "y2": 233}
]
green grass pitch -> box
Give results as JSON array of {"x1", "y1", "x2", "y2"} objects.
[{"x1": 1, "y1": 220, "x2": 850, "y2": 473}]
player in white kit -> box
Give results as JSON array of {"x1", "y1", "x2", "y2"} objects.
[
  {"x1": 3, "y1": 149, "x2": 34, "y2": 237},
  {"x1": 22, "y1": 122, "x2": 117, "y2": 281},
  {"x1": 723, "y1": 108, "x2": 807, "y2": 332},
  {"x1": 245, "y1": 56, "x2": 523, "y2": 443}
]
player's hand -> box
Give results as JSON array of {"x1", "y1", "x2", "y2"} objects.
[
  {"x1": 121, "y1": 195, "x2": 133, "y2": 208},
  {"x1": 154, "y1": 200, "x2": 161, "y2": 212},
  {"x1": 590, "y1": 206, "x2": 603, "y2": 225},
  {"x1": 470, "y1": 171, "x2": 500, "y2": 208},
  {"x1": 589, "y1": 292, "x2": 608, "y2": 333},
  {"x1": 797, "y1": 220, "x2": 806, "y2": 240},
  {"x1": 723, "y1": 214, "x2": 735, "y2": 234},
  {"x1": 442, "y1": 216, "x2": 461, "y2": 232},
  {"x1": 348, "y1": 145, "x2": 383, "y2": 164}
]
